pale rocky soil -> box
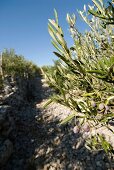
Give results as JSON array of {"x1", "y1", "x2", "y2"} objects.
[{"x1": 1, "y1": 77, "x2": 114, "y2": 170}]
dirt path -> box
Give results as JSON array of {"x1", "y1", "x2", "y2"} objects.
[{"x1": 3, "y1": 78, "x2": 114, "y2": 170}]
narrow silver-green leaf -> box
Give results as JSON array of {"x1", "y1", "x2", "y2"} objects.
[
  {"x1": 54, "y1": 9, "x2": 58, "y2": 25},
  {"x1": 60, "y1": 112, "x2": 76, "y2": 124}
]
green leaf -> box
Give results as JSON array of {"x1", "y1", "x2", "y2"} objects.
[
  {"x1": 54, "y1": 9, "x2": 58, "y2": 25},
  {"x1": 52, "y1": 41, "x2": 63, "y2": 54},
  {"x1": 98, "y1": 134, "x2": 113, "y2": 153},
  {"x1": 43, "y1": 99, "x2": 53, "y2": 109},
  {"x1": 105, "y1": 96, "x2": 114, "y2": 105},
  {"x1": 55, "y1": 32, "x2": 66, "y2": 46},
  {"x1": 48, "y1": 24, "x2": 58, "y2": 43},
  {"x1": 88, "y1": 9, "x2": 107, "y2": 20},
  {"x1": 83, "y1": 92, "x2": 95, "y2": 97},
  {"x1": 92, "y1": 0, "x2": 104, "y2": 14},
  {"x1": 48, "y1": 19, "x2": 63, "y2": 35},
  {"x1": 54, "y1": 52, "x2": 68, "y2": 63},
  {"x1": 60, "y1": 111, "x2": 76, "y2": 125},
  {"x1": 87, "y1": 69, "x2": 106, "y2": 75}
]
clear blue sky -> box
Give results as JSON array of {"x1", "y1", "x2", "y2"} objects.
[{"x1": 0, "y1": 0, "x2": 94, "y2": 66}]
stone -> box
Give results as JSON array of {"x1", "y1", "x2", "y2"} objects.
[
  {"x1": 1, "y1": 77, "x2": 114, "y2": 170},
  {"x1": 4, "y1": 85, "x2": 10, "y2": 94},
  {"x1": 75, "y1": 139, "x2": 84, "y2": 150},
  {"x1": 43, "y1": 164, "x2": 50, "y2": 170},
  {"x1": 96, "y1": 161, "x2": 102, "y2": 167},
  {"x1": 0, "y1": 105, "x2": 10, "y2": 126},
  {"x1": 46, "y1": 147, "x2": 53, "y2": 154},
  {"x1": 0, "y1": 139, "x2": 13, "y2": 167},
  {"x1": 53, "y1": 136, "x2": 61, "y2": 145}
]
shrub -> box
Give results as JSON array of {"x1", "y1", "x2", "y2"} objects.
[
  {"x1": 44, "y1": 0, "x2": 114, "y2": 153},
  {"x1": 2, "y1": 49, "x2": 41, "y2": 78}
]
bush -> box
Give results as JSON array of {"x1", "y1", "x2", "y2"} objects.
[
  {"x1": 2, "y1": 49, "x2": 41, "y2": 78},
  {"x1": 44, "y1": 0, "x2": 114, "y2": 153}
]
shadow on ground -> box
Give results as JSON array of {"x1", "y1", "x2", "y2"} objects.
[
  {"x1": 29, "y1": 112, "x2": 114, "y2": 170},
  {"x1": 1, "y1": 77, "x2": 114, "y2": 170}
]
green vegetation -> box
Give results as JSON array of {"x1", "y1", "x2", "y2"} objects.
[
  {"x1": 0, "y1": 49, "x2": 41, "y2": 90},
  {"x1": 43, "y1": 0, "x2": 114, "y2": 153},
  {"x1": 2, "y1": 49, "x2": 41, "y2": 77}
]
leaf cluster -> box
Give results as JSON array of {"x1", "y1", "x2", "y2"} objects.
[
  {"x1": 45, "y1": 0, "x2": 114, "y2": 153},
  {"x1": 2, "y1": 49, "x2": 41, "y2": 78}
]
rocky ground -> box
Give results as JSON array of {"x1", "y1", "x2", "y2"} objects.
[{"x1": 0, "y1": 77, "x2": 114, "y2": 170}]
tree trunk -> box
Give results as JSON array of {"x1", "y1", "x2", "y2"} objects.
[{"x1": 0, "y1": 52, "x2": 4, "y2": 90}]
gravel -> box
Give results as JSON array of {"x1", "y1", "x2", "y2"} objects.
[{"x1": 1, "y1": 78, "x2": 114, "y2": 170}]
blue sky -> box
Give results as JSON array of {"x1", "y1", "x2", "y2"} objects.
[{"x1": 0, "y1": 0, "x2": 93, "y2": 66}]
